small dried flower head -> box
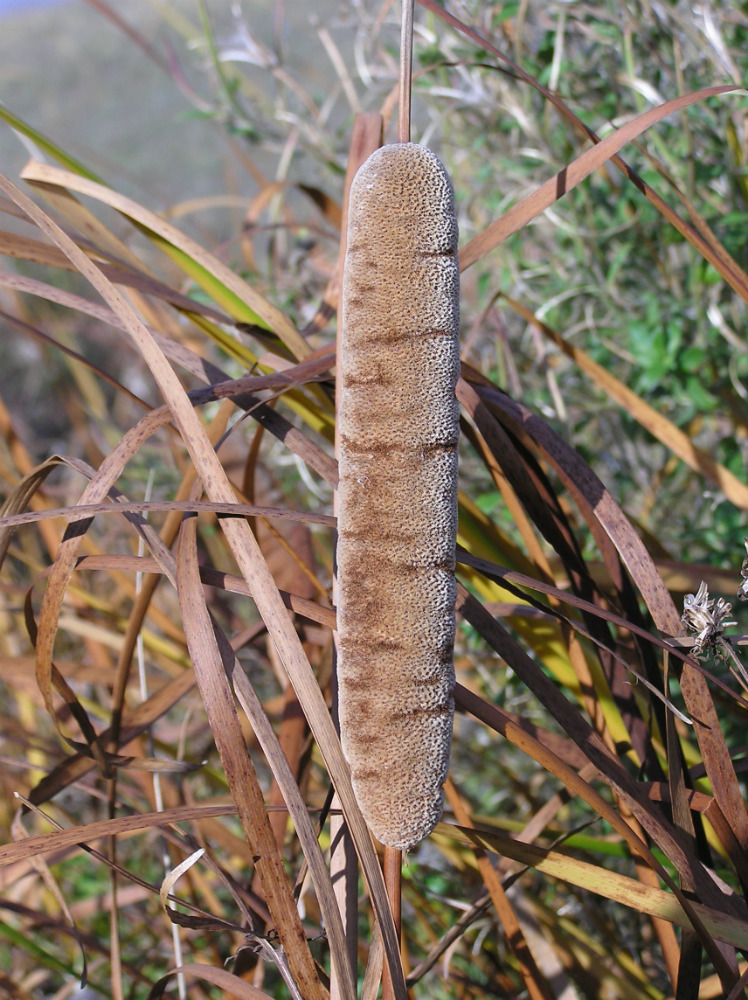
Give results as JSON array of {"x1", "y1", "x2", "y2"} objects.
[
  {"x1": 682, "y1": 581, "x2": 736, "y2": 657},
  {"x1": 738, "y1": 539, "x2": 748, "y2": 601}
]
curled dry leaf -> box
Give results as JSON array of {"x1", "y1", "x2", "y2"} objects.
[{"x1": 159, "y1": 848, "x2": 205, "y2": 911}]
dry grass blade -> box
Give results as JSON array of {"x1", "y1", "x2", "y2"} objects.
[
  {"x1": 495, "y1": 296, "x2": 748, "y2": 510},
  {"x1": 26, "y1": 667, "x2": 198, "y2": 806},
  {"x1": 444, "y1": 779, "x2": 554, "y2": 1000},
  {"x1": 19, "y1": 160, "x2": 311, "y2": 359},
  {"x1": 726, "y1": 967, "x2": 748, "y2": 1000},
  {"x1": 17, "y1": 432, "x2": 181, "y2": 749},
  {"x1": 188, "y1": 351, "x2": 335, "y2": 406},
  {"x1": 441, "y1": 824, "x2": 748, "y2": 950},
  {"x1": 23, "y1": 177, "x2": 156, "y2": 276},
  {"x1": 0, "y1": 231, "x2": 232, "y2": 323},
  {"x1": 0, "y1": 804, "x2": 241, "y2": 867},
  {"x1": 452, "y1": 686, "x2": 743, "y2": 991},
  {"x1": 0, "y1": 454, "x2": 67, "y2": 565},
  {"x1": 680, "y1": 664, "x2": 748, "y2": 854},
  {"x1": 463, "y1": 377, "x2": 683, "y2": 634},
  {"x1": 2, "y1": 452, "x2": 171, "y2": 766},
  {"x1": 216, "y1": 626, "x2": 357, "y2": 1000},
  {"x1": 0, "y1": 307, "x2": 151, "y2": 413},
  {"x1": 9, "y1": 809, "x2": 88, "y2": 986},
  {"x1": 0, "y1": 500, "x2": 335, "y2": 532},
  {"x1": 175, "y1": 513, "x2": 327, "y2": 1000},
  {"x1": 452, "y1": 684, "x2": 653, "y2": 867},
  {"x1": 460, "y1": 86, "x2": 741, "y2": 272},
  {"x1": 361, "y1": 925, "x2": 384, "y2": 1000},
  {"x1": 147, "y1": 963, "x2": 275, "y2": 1000}
]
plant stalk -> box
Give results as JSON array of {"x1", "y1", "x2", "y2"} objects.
[
  {"x1": 382, "y1": 845, "x2": 403, "y2": 1000},
  {"x1": 398, "y1": 0, "x2": 415, "y2": 143}
]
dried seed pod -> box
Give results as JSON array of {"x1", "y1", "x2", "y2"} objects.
[{"x1": 337, "y1": 143, "x2": 460, "y2": 851}]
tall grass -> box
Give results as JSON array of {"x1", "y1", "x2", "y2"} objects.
[{"x1": 1, "y1": 1, "x2": 747, "y2": 998}]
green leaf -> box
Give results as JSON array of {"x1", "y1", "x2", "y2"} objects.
[{"x1": 0, "y1": 919, "x2": 79, "y2": 978}]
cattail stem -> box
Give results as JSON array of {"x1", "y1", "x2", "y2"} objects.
[
  {"x1": 382, "y1": 846, "x2": 403, "y2": 1000},
  {"x1": 398, "y1": 0, "x2": 415, "y2": 143}
]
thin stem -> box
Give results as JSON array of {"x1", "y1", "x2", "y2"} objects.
[
  {"x1": 381, "y1": 846, "x2": 403, "y2": 1000},
  {"x1": 398, "y1": 0, "x2": 415, "y2": 143}
]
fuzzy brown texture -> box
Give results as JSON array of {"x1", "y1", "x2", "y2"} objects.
[{"x1": 337, "y1": 143, "x2": 460, "y2": 851}]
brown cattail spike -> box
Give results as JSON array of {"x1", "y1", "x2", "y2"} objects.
[{"x1": 337, "y1": 143, "x2": 460, "y2": 851}]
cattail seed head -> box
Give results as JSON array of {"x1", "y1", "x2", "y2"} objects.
[{"x1": 337, "y1": 143, "x2": 460, "y2": 851}]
